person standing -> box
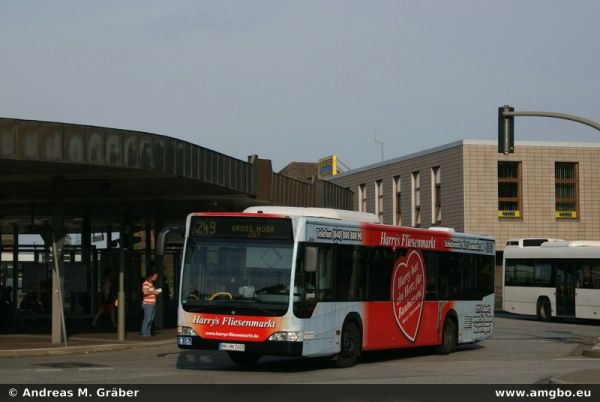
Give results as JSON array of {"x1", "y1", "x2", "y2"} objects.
[{"x1": 141, "y1": 272, "x2": 162, "y2": 337}]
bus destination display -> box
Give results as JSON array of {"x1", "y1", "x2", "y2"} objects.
[{"x1": 190, "y1": 217, "x2": 292, "y2": 240}]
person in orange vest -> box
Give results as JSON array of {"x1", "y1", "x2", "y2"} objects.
[{"x1": 141, "y1": 272, "x2": 162, "y2": 337}]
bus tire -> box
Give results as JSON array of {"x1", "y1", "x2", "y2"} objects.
[
  {"x1": 536, "y1": 298, "x2": 551, "y2": 322},
  {"x1": 333, "y1": 320, "x2": 362, "y2": 368},
  {"x1": 437, "y1": 317, "x2": 457, "y2": 355},
  {"x1": 227, "y1": 351, "x2": 261, "y2": 367}
]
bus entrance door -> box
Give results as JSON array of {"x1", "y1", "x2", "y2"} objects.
[{"x1": 555, "y1": 262, "x2": 576, "y2": 317}]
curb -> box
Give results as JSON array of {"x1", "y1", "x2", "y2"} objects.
[
  {"x1": 582, "y1": 347, "x2": 600, "y2": 358},
  {"x1": 548, "y1": 377, "x2": 570, "y2": 385},
  {"x1": 550, "y1": 337, "x2": 600, "y2": 383},
  {"x1": 548, "y1": 368, "x2": 600, "y2": 385},
  {"x1": 581, "y1": 336, "x2": 600, "y2": 358},
  {"x1": 0, "y1": 339, "x2": 173, "y2": 358}
]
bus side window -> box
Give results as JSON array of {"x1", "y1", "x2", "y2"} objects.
[
  {"x1": 316, "y1": 245, "x2": 334, "y2": 301},
  {"x1": 423, "y1": 251, "x2": 438, "y2": 300},
  {"x1": 365, "y1": 247, "x2": 398, "y2": 301},
  {"x1": 592, "y1": 262, "x2": 600, "y2": 289},
  {"x1": 350, "y1": 247, "x2": 367, "y2": 301},
  {"x1": 580, "y1": 262, "x2": 599, "y2": 289},
  {"x1": 505, "y1": 260, "x2": 515, "y2": 285},
  {"x1": 437, "y1": 253, "x2": 456, "y2": 299},
  {"x1": 334, "y1": 245, "x2": 366, "y2": 301}
]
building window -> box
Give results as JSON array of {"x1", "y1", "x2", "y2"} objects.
[
  {"x1": 412, "y1": 171, "x2": 421, "y2": 227},
  {"x1": 555, "y1": 162, "x2": 579, "y2": 219},
  {"x1": 498, "y1": 161, "x2": 522, "y2": 219},
  {"x1": 358, "y1": 184, "x2": 367, "y2": 212},
  {"x1": 375, "y1": 180, "x2": 383, "y2": 223},
  {"x1": 393, "y1": 175, "x2": 401, "y2": 226},
  {"x1": 431, "y1": 166, "x2": 441, "y2": 225}
]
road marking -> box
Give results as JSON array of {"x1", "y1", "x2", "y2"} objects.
[
  {"x1": 553, "y1": 358, "x2": 595, "y2": 361},
  {"x1": 32, "y1": 367, "x2": 113, "y2": 372}
]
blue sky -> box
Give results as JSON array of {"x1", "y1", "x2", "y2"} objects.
[{"x1": 1, "y1": 0, "x2": 599, "y2": 170}]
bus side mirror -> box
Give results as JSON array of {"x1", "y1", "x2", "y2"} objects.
[
  {"x1": 304, "y1": 246, "x2": 318, "y2": 272},
  {"x1": 157, "y1": 225, "x2": 184, "y2": 256}
]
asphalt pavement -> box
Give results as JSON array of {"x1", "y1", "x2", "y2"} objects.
[{"x1": 0, "y1": 316, "x2": 598, "y2": 384}]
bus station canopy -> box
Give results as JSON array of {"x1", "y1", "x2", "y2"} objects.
[{"x1": 0, "y1": 117, "x2": 351, "y2": 234}]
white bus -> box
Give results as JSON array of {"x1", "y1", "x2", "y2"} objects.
[
  {"x1": 177, "y1": 206, "x2": 495, "y2": 367},
  {"x1": 503, "y1": 239, "x2": 600, "y2": 321}
]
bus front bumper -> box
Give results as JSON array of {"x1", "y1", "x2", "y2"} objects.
[{"x1": 177, "y1": 336, "x2": 303, "y2": 357}]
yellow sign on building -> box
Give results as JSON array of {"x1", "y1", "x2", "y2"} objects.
[
  {"x1": 318, "y1": 155, "x2": 337, "y2": 179},
  {"x1": 555, "y1": 211, "x2": 577, "y2": 219},
  {"x1": 498, "y1": 210, "x2": 521, "y2": 218}
]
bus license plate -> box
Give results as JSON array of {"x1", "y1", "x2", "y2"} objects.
[{"x1": 219, "y1": 343, "x2": 245, "y2": 352}]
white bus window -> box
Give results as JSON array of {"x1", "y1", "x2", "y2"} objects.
[
  {"x1": 534, "y1": 261, "x2": 552, "y2": 287},
  {"x1": 579, "y1": 262, "x2": 599, "y2": 289}
]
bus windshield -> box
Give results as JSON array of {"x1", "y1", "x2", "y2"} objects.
[{"x1": 180, "y1": 216, "x2": 294, "y2": 316}]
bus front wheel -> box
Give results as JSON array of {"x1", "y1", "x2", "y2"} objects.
[
  {"x1": 536, "y1": 298, "x2": 551, "y2": 322},
  {"x1": 437, "y1": 317, "x2": 457, "y2": 355},
  {"x1": 227, "y1": 351, "x2": 261, "y2": 367},
  {"x1": 333, "y1": 321, "x2": 362, "y2": 368}
]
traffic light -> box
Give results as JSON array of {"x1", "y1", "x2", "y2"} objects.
[{"x1": 498, "y1": 105, "x2": 514, "y2": 154}]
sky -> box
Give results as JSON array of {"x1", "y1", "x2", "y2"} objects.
[{"x1": 1, "y1": 0, "x2": 599, "y2": 171}]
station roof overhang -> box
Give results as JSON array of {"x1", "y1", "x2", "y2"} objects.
[{"x1": 0, "y1": 118, "x2": 259, "y2": 234}]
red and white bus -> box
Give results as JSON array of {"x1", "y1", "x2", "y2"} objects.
[{"x1": 177, "y1": 207, "x2": 495, "y2": 367}]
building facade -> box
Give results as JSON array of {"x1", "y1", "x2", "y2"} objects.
[{"x1": 329, "y1": 140, "x2": 600, "y2": 304}]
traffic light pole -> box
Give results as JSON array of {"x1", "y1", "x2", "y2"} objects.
[
  {"x1": 503, "y1": 110, "x2": 600, "y2": 132},
  {"x1": 499, "y1": 106, "x2": 600, "y2": 154}
]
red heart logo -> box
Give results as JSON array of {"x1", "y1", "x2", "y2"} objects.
[{"x1": 391, "y1": 249, "x2": 426, "y2": 342}]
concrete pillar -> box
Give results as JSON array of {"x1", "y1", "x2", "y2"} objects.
[
  {"x1": 173, "y1": 251, "x2": 180, "y2": 309},
  {"x1": 82, "y1": 216, "x2": 92, "y2": 314},
  {"x1": 153, "y1": 202, "x2": 164, "y2": 329},
  {"x1": 12, "y1": 225, "x2": 18, "y2": 289},
  {"x1": 145, "y1": 222, "x2": 152, "y2": 278},
  {"x1": 11, "y1": 225, "x2": 18, "y2": 323},
  {"x1": 106, "y1": 224, "x2": 112, "y2": 250},
  {"x1": 117, "y1": 221, "x2": 126, "y2": 342},
  {"x1": 105, "y1": 222, "x2": 112, "y2": 326},
  {"x1": 51, "y1": 176, "x2": 67, "y2": 345}
]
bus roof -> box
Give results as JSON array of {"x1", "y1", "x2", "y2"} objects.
[
  {"x1": 505, "y1": 238, "x2": 564, "y2": 247},
  {"x1": 541, "y1": 240, "x2": 600, "y2": 248},
  {"x1": 504, "y1": 239, "x2": 600, "y2": 259},
  {"x1": 243, "y1": 206, "x2": 380, "y2": 224}
]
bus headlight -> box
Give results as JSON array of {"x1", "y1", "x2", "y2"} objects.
[
  {"x1": 268, "y1": 332, "x2": 301, "y2": 342},
  {"x1": 177, "y1": 326, "x2": 198, "y2": 336}
]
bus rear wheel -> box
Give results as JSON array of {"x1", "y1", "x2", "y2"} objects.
[
  {"x1": 227, "y1": 351, "x2": 261, "y2": 367},
  {"x1": 536, "y1": 298, "x2": 551, "y2": 322},
  {"x1": 333, "y1": 321, "x2": 361, "y2": 368},
  {"x1": 437, "y1": 318, "x2": 457, "y2": 355}
]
